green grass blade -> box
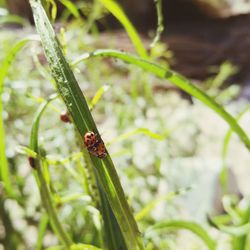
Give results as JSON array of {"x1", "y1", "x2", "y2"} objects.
[
  {"x1": 30, "y1": 94, "x2": 58, "y2": 151},
  {"x1": 97, "y1": 181, "x2": 127, "y2": 250},
  {"x1": 135, "y1": 187, "x2": 192, "y2": 221},
  {"x1": 36, "y1": 214, "x2": 49, "y2": 250},
  {"x1": 99, "y1": 0, "x2": 148, "y2": 58},
  {"x1": 29, "y1": 94, "x2": 72, "y2": 247},
  {"x1": 208, "y1": 216, "x2": 250, "y2": 236},
  {"x1": 45, "y1": 246, "x2": 64, "y2": 250},
  {"x1": 70, "y1": 244, "x2": 101, "y2": 250},
  {"x1": 29, "y1": 1, "x2": 144, "y2": 249},
  {"x1": 0, "y1": 36, "x2": 38, "y2": 94},
  {"x1": 72, "y1": 49, "x2": 250, "y2": 150},
  {"x1": 220, "y1": 104, "x2": 250, "y2": 192},
  {"x1": 150, "y1": 0, "x2": 164, "y2": 48},
  {"x1": 17, "y1": 146, "x2": 39, "y2": 158},
  {"x1": 47, "y1": 0, "x2": 57, "y2": 21},
  {"x1": 60, "y1": 0, "x2": 80, "y2": 18},
  {"x1": 147, "y1": 220, "x2": 216, "y2": 250},
  {"x1": 107, "y1": 127, "x2": 166, "y2": 145},
  {"x1": 90, "y1": 84, "x2": 110, "y2": 111},
  {"x1": 0, "y1": 14, "x2": 29, "y2": 26},
  {"x1": 0, "y1": 36, "x2": 38, "y2": 196},
  {"x1": 222, "y1": 104, "x2": 250, "y2": 163},
  {"x1": 82, "y1": 149, "x2": 127, "y2": 250},
  {"x1": 0, "y1": 101, "x2": 13, "y2": 196}
]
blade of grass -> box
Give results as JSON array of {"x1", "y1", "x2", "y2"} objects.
[
  {"x1": 96, "y1": 177, "x2": 127, "y2": 250},
  {"x1": 0, "y1": 14, "x2": 29, "y2": 26},
  {"x1": 47, "y1": 0, "x2": 57, "y2": 21},
  {"x1": 70, "y1": 244, "x2": 101, "y2": 250},
  {"x1": 146, "y1": 220, "x2": 216, "y2": 250},
  {"x1": 99, "y1": 0, "x2": 148, "y2": 58},
  {"x1": 89, "y1": 84, "x2": 110, "y2": 111},
  {"x1": 82, "y1": 148, "x2": 127, "y2": 250},
  {"x1": 45, "y1": 246, "x2": 64, "y2": 250},
  {"x1": 60, "y1": 0, "x2": 80, "y2": 18},
  {"x1": 150, "y1": 0, "x2": 164, "y2": 48},
  {"x1": 107, "y1": 127, "x2": 166, "y2": 145},
  {"x1": 46, "y1": 245, "x2": 101, "y2": 250},
  {"x1": 219, "y1": 104, "x2": 250, "y2": 250},
  {"x1": 0, "y1": 101, "x2": 13, "y2": 196},
  {"x1": 29, "y1": 93, "x2": 72, "y2": 248},
  {"x1": 0, "y1": 35, "x2": 39, "y2": 196},
  {"x1": 29, "y1": 1, "x2": 144, "y2": 249},
  {"x1": 72, "y1": 49, "x2": 250, "y2": 150},
  {"x1": 36, "y1": 214, "x2": 49, "y2": 250},
  {"x1": 83, "y1": 0, "x2": 103, "y2": 34},
  {"x1": 135, "y1": 186, "x2": 192, "y2": 221},
  {"x1": 208, "y1": 215, "x2": 250, "y2": 236},
  {"x1": 0, "y1": 35, "x2": 39, "y2": 94},
  {"x1": 220, "y1": 104, "x2": 250, "y2": 192},
  {"x1": 17, "y1": 146, "x2": 39, "y2": 158},
  {"x1": 58, "y1": 193, "x2": 91, "y2": 204}
]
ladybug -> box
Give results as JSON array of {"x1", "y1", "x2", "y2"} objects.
[
  {"x1": 84, "y1": 131, "x2": 97, "y2": 148},
  {"x1": 84, "y1": 131, "x2": 107, "y2": 159}
]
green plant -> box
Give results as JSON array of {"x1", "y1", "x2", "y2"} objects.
[
  {"x1": 29, "y1": 0, "x2": 143, "y2": 249},
  {"x1": 1, "y1": 0, "x2": 250, "y2": 249}
]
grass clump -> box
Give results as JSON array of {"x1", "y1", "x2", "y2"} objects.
[{"x1": 0, "y1": 0, "x2": 250, "y2": 249}]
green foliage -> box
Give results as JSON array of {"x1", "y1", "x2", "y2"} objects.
[
  {"x1": 29, "y1": 94, "x2": 72, "y2": 248},
  {"x1": 72, "y1": 49, "x2": 250, "y2": 150},
  {"x1": 0, "y1": 36, "x2": 38, "y2": 196},
  {"x1": 208, "y1": 195, "x2": 250, "y2": 250},
  {"x1": 147, "y1": 220, "x2": 216, "y2": 250},
  {"x1": 0, "y1": 0, "x2": 250, "y2": 249},
  {"x1": 29, "y1": 0, "x2": 142, "y2": 249},
  {"x1": 99, "y1": 0, "x2": 148, "y2": 58}
]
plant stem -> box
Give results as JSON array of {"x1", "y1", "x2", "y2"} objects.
[
  {"x1": 36, "y1": 165, "x2": 72, "y2": 247},
  {"x1": 29, "y1": 95, "x2": 72, "y2": 248},
  {"x1": 29, "y1": 1, "x2": 144, "y2": 249},
  {"x1": 72, "y1": 49, "x2": 250, "y2": 151},
  {"x1": 150, "y1": 0, "x2": 164, "y2": 48}
]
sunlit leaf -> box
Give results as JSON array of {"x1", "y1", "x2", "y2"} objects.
[
  {"x1": 70, "y1": 243, "x2": 102, "y2": 250},
  {"x1": 108, "y1": 127, "x2": 167, "y2": 145},
  {"x1": 90, "y1": 84, "x2": 110, "y2": 111},
  {"x1": 136, "y1": 186, "x2": 192, "y2": 221},
  {"x1": 99, "y1": 0, "x2": 147, "y2": 58},
  {"x1": 147, "y1": 220, "x2": 216, "y2": 250},
  {"x1": 72, "y1": 49, "x2": 250, "y2": 151},
  {"x1": 0, "y1": 35, "x2": 39, "y2": 196},
  {"x1": 60, "y1": 0, "x2": 80, "y2": 18},
  {"x1": 29, "y1": 1, "x2": 143, "y2": 249}
]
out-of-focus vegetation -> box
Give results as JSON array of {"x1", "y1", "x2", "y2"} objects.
[{"x1": 0, "y1": 0, "x2": 250, "y2": 250}]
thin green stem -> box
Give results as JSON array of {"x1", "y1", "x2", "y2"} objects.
[
  {"x1": 29, "y1": 1, "x2": 144, "y2": 249},
  {"x1": 150, "y1": 0, "x2": 164, "y2": 48},
  {"x1": 36, "y1": 165, "x2": 72, "y2": 247},
  {"x1": 0, "y1": 36, "x2": 38, "y2": 197},
  {"x1": 147, "y1": 220, "x2": 216, "y2": 250},
  {"x1": 29, "y1": 95, "x2": 72, "y2": 248},
  {"x1": 72, "y1": 49, "x2": 250, "y2": 151},
  {"x1": 220, "y1": 104, "x2": 250, "y2": 193},
  {"x1": 99, "y1": 0, "x2": 148, "y2": 59},
  {"x1": 0, "y1": 101, "x2": 12, "y2": 196}
]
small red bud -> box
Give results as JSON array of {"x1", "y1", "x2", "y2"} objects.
[
  {"x1": 60, "y1": 112, "x2": 71, "y2": 123},
  {"x1": 28, "y1": 157, "x2": 36, "y2": 169}
]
